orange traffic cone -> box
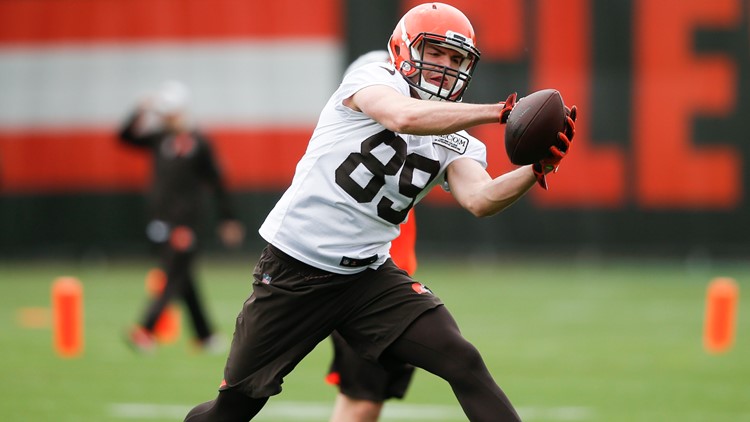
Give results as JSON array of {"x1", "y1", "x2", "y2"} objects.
[
  {"x1": 52, "y1": 277, "x2": 84, "y2": 358},
  {"x1": 703, "y1": 277, "x2": 739, "y2": 354}
]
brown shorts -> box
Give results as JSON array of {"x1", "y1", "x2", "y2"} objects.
[
  {"x1": 221, "y1": 244, "x2": 442, "y2": 398},
  {"x1": 327, "y1": 330, "x2": 415, "y2": 401}
]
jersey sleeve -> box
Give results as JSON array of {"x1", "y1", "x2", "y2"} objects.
[{"x1": 336, "y1": 62, "x2": 410, "y2": 106}]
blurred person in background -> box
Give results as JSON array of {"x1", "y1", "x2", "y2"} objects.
[
  {"x1": 119, "y1": 80, "x2": 245, "y2": 354},
  {"x1": 324, "y1": 50, "x2": 419, "y2": 422},
  {"x1": 185, "y1": 3, "x2": 575, "y2": 421}
]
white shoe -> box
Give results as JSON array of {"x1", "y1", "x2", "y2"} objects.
[
  {"x1": 196, "y1": 333, "x2": 228, "y2": 355},
  {"x1": 125, "y1": 326, "x2": 157, "y2": 354}
]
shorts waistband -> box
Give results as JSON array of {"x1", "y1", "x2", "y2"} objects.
[{"x1": 267, "y1": 243, "x2": 333, "y2": 276}]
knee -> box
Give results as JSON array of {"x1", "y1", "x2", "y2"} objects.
[{"x1": 439, "y1": 339, "x2": 488, "y2": 382}]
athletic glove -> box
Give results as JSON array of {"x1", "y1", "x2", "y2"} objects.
[
  {"x1": 533, "y1": 105, "x2": 577, "y2": 190},
  {"x1": 499, "y1": 92, "x2": 517, "y2": 124}
]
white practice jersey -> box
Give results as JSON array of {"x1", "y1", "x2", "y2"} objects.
[{"x1": 259, "y1": 62, "x2": 488, "y2": 274}]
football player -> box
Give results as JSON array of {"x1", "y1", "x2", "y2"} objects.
[{"x1": 185, "y1": 3, "x2": 575, "y2": 421}]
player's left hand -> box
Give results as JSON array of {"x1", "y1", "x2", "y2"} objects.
[
  {"x1": 499, "y1": 92, "x2": 517, "y2": 124},
  {"x1": 561, "y1": 105, "x2": 577, "y2": 143},
  {"x1": 533, "y1": 104, "x2": 577, "y2": 190}
]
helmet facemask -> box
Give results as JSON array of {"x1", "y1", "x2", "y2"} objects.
[{"x1": 401, "y1": 32, "x2": 480, "y2": 102}]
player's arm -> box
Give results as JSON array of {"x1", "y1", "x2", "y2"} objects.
[
  {"x1": 196, "y1": 137, "x2": 245, "y2": 248},
  {"x1": 346, "y1": 85, "x2": 505, "y2": 136},
  {"x1": 118, "y1": 100, "x2": 161, "y2": 147},
  {"x1": 446, "y1": 158, "x2": 536, "y2": 217}
]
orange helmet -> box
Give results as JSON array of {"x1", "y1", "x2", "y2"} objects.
[{"x1": 388, "y1": 3, "x2": 480, "y2": 102}]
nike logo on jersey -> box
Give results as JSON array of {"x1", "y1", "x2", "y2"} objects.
[
  {"x1": 432, "y1": 133, "x2": 468, "y2": 154},
  {"x1": 378, "y1": 64, "x2": 396, "y2": 75}
]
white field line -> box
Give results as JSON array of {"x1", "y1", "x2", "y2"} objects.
[{"x1": 110, "y1": 401, "x2": 594, "y2": 420}]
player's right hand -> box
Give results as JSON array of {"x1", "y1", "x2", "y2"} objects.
[{"x1": 499, "y1": 92, "x2": 517, "y2": 124}]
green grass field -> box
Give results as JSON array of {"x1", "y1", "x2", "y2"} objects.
[{"x1": 1, "y1": 254, "x2": 748, "y2": 421}]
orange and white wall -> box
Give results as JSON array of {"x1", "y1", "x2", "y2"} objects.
[
  {"x1": 2, "y1": 0, "x2": 750, "y2": 256},
  {"x1": 0, "y1": 0, "x2": 342, "y2": 193}
]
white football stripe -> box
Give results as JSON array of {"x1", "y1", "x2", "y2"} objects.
[
  {"x1": 0, "y1": 41, "x2": 342, "y2": 128},
  {"x1": 109, "y1": 401, "x2": 593, "y2": 420}
]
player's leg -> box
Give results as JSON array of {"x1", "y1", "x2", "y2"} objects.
[
  {"x1": 182, "y1": 272, "x2": 213, "y2": 340},
  {"x1": 185, "y1": 389, "x2": 267, "y2": 421},
  {"x1": 184, "y1": 245, "x2": 346, "y2": 421},
  {"x1": 126, "y1": 243, "x2": 181, "y2": 352},
  {"x1": 140, "y1": 240, "x2": 188, "y2": 331},
  {"x1": 327, "y1": 333, "x2": 384, "y2": 422},
  {"x1": 326, "y1": 331, "x2": 413, "y2": 422},
  {"x1": 382, "y1": 306, "x2": 521, "y2": 422},
  {"x1": 177, "y1": 253, "x2": 214, "y2": 341},
  {"x1": 330, "y1": 394, "x2": 383, "y2": 422},
  {"x1": 179, "y1": 252, "x2": 227, "y2": 352}
]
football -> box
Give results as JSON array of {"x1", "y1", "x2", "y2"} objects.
[{"x1": 504, "y1": 89, "x2": 567, "y2": 165}]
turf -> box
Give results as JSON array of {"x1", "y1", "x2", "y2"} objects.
[{"x1": 0, "y1": 255, "x2": 748, "y2": 421}]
